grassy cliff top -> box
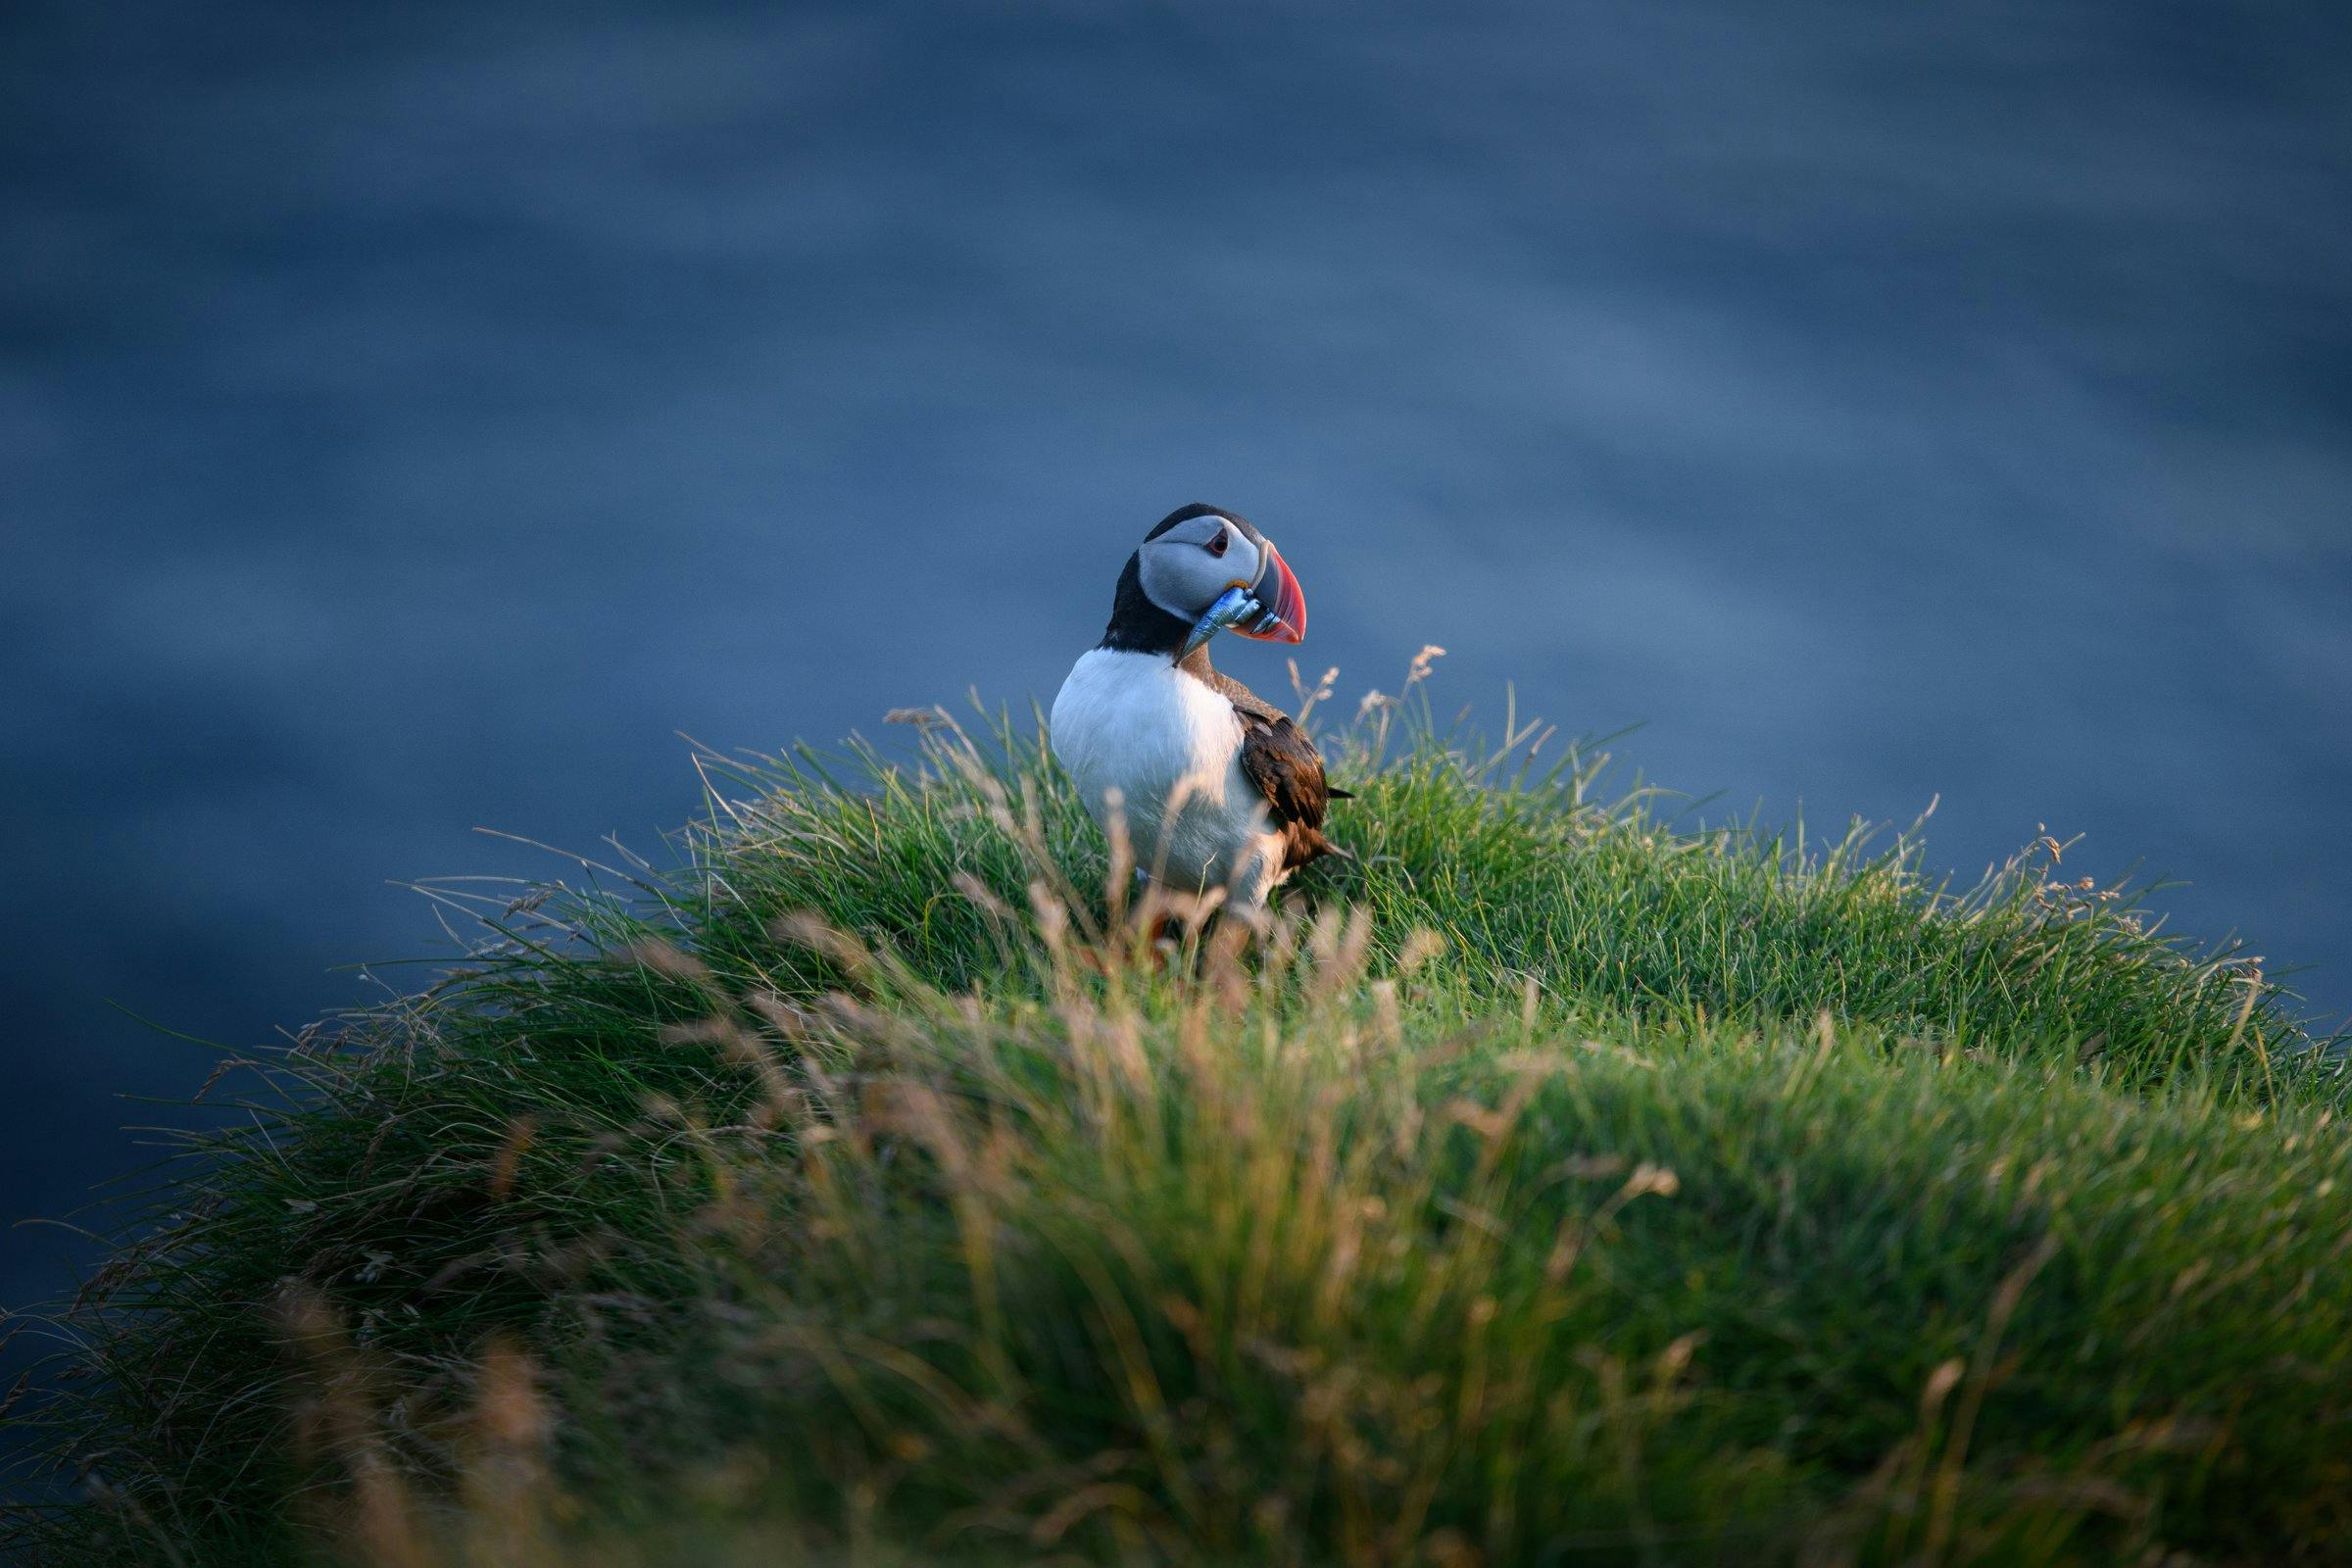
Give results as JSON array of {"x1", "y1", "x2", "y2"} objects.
[{"x1": 7, "y1": 681, "x2": 2347, "y2": 1566}]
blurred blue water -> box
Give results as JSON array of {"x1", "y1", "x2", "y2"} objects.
[{"x1": 3, "y1": 0, "x2": 2348, "y2": 1358}]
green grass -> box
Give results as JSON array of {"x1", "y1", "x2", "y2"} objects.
[{"x1": 5, "y1": 680, "x2": 2347, "y2": 1567}]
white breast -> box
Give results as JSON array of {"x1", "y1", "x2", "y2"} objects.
[{"x1": 1051, "y1": 650, "x2": 1284, "y2": 900}]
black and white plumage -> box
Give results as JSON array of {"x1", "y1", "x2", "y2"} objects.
[{"x1": 1052, "y1": 504, "x2": 1348, "y2": 909}]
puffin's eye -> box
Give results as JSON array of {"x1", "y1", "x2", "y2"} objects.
[{"x1": 1205, "y1": 529, "x2": 1229, "y2": 558}]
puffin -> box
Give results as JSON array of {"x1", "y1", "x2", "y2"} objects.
[{"x1": 1052, "y1": 503, "x2": 1348, "y2": 911}]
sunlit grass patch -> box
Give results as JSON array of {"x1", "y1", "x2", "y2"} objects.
[
  {"x1": 5, "y1": 684, "x2": 2344, "y2": 1566},
  {"x1": 692, "y1": 685, "x2": 2319, "y2": 1093}
]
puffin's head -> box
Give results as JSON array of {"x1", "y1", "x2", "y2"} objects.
[{"x1": 1134, "y1": 503, "x2": 1307, "y2": 659}]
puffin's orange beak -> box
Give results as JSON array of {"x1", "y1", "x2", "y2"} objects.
[{"x1": 1234, "y1": 538, "x2": 1306, "y2": 644}]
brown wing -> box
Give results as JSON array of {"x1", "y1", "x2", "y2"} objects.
[
  {"x1": 1181, "y1": 656, "x2": 1351, "y2": 872},
  {"x1": 1235, "y1": 709, "x2": 1349, "y2": 872}
]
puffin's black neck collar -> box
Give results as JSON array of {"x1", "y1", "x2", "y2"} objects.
[{"x1": 1097, "y1": 552, "x2": 1194, "y2": 660}]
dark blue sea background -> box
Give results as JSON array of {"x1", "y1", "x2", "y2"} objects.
[{"x1": 4, "y1": 0, "x2": 2348, "y2": 1417}]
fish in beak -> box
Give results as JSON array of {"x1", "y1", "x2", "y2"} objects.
[{"x1": 1179, "y1": 537, "x2": 1307, "y2": 660}]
